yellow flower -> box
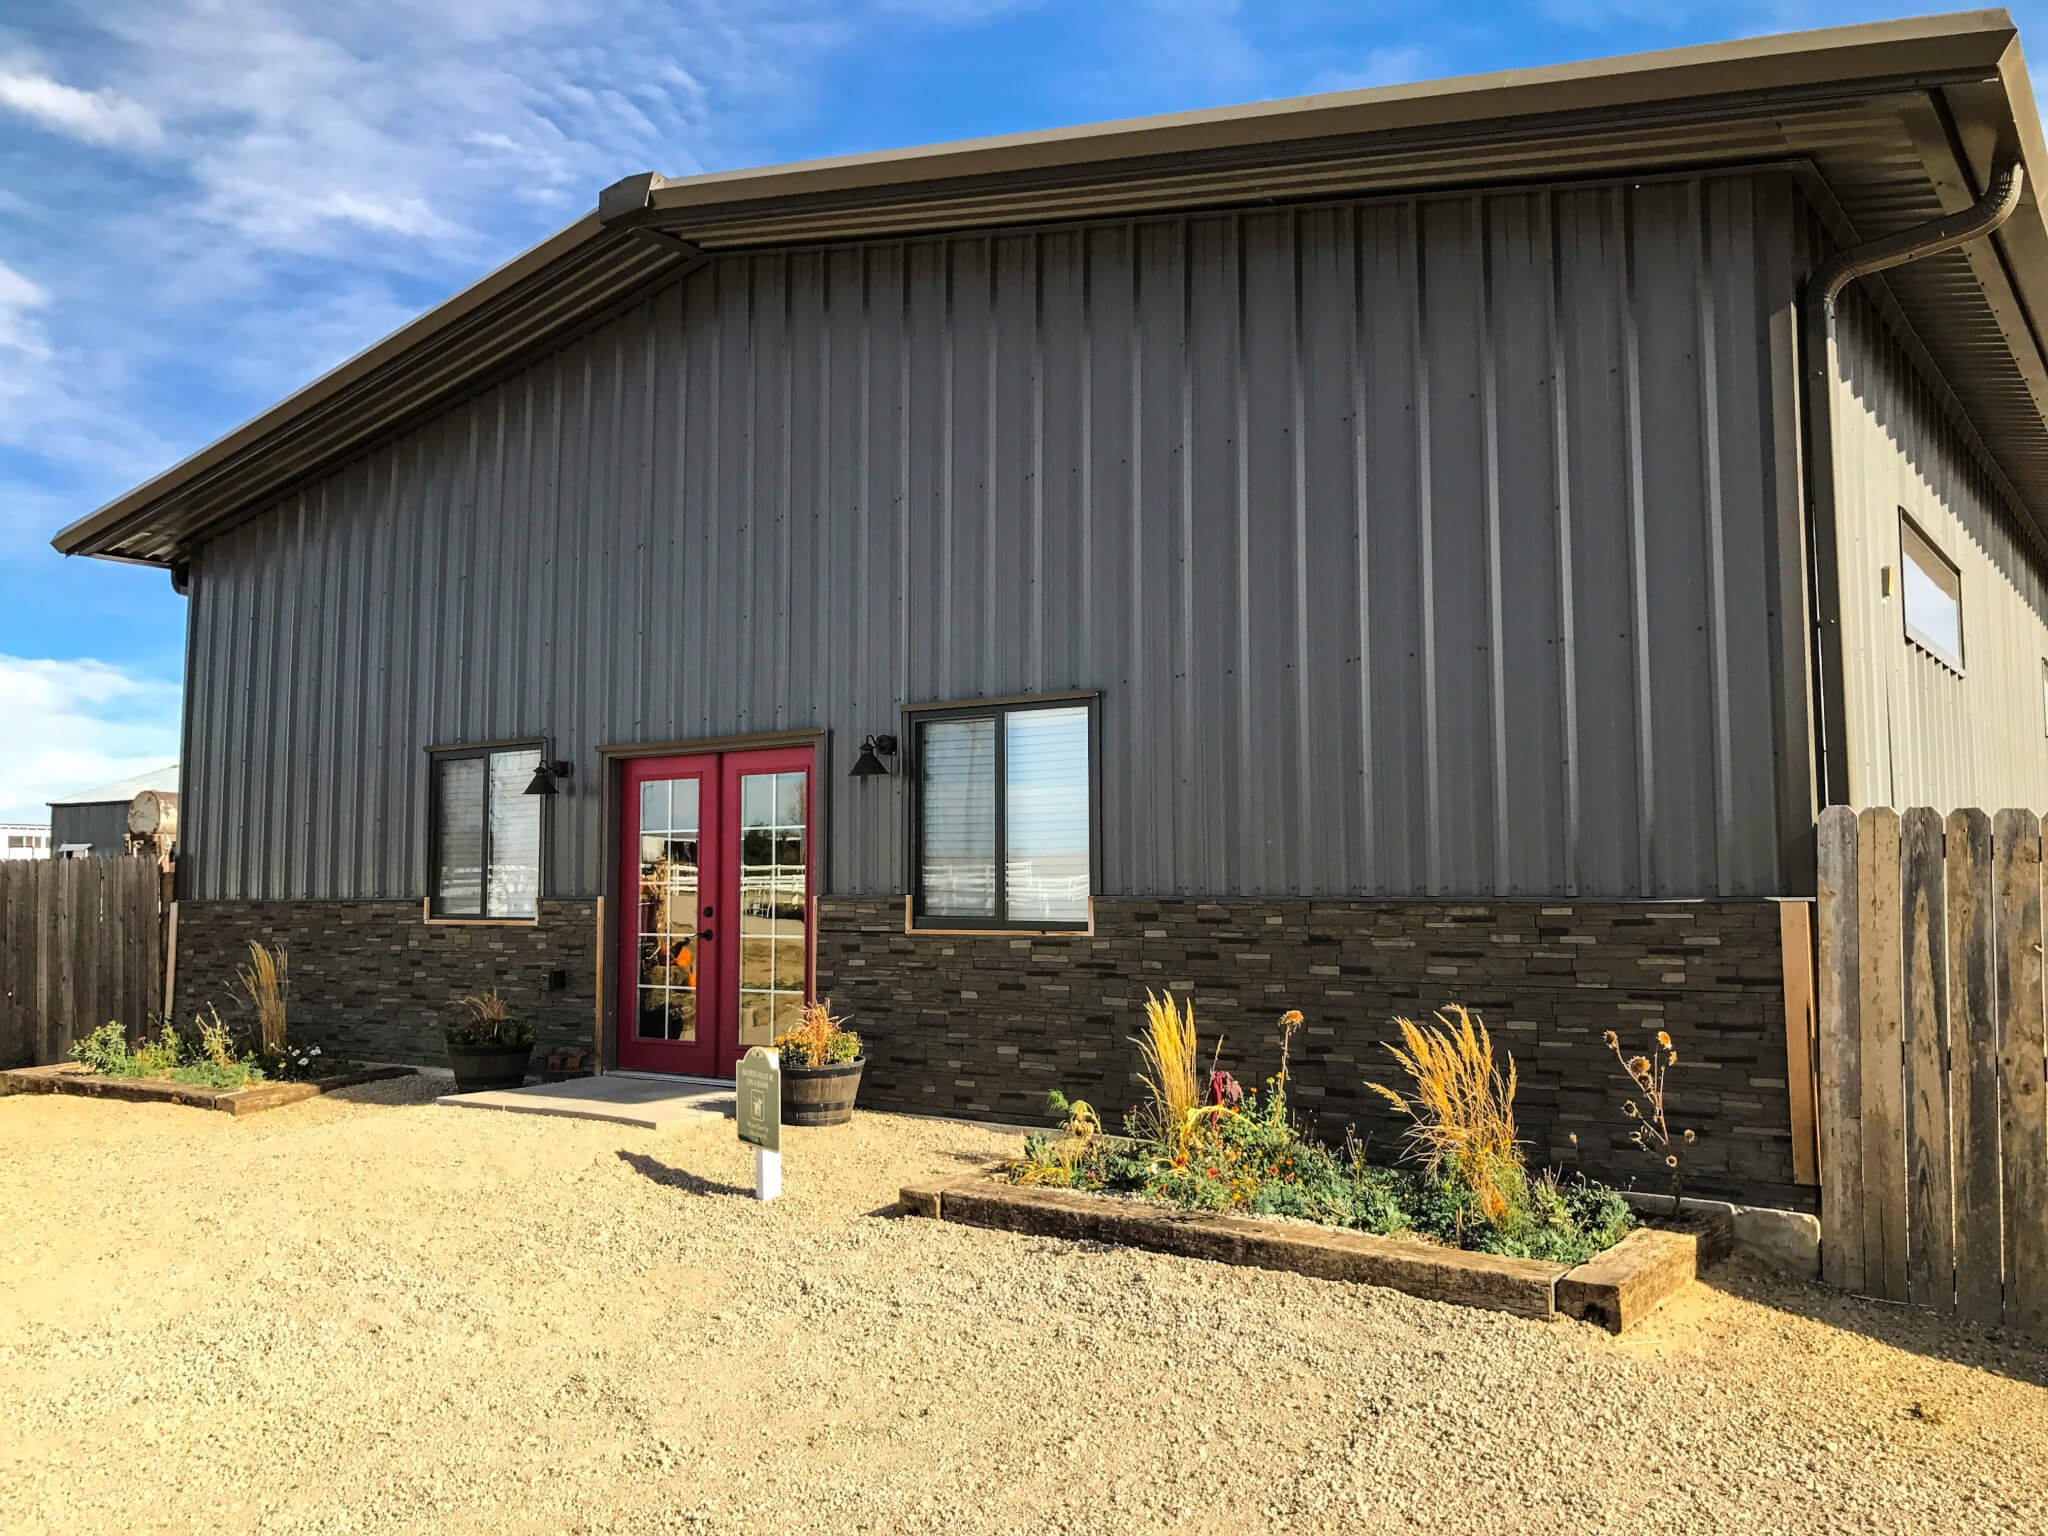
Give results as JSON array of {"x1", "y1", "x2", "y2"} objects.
[
  {"x1": 1279, "y1": 1010, "x2": 1304, "y2": 1028},
  {"x1": 1628, "y1": 1056, "x2": 1652, "y2": 1078},
  {"x1": 1655, "y1": 1030, "x2": 1672, "y2": 1048}
]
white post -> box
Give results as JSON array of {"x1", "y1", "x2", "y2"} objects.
[{"x1": 755, "y1": 1147, "x2": 781, "y2": 1202}]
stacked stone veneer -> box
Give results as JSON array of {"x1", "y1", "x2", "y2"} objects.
[
  {"x1": 172, "y1": 894, "x2": 1805, "y2": 1207},
  {"x1": 173, "y1": 901, "x2": 598, "y2": 1067},
  {"x1": 816, "y1": 897, "x2": 1807, "y2": 1209}
]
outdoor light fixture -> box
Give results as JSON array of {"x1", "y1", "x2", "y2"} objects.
[
  {"x1": 524, "y1": 759, "x2": 574, "y2": 796},
  {"x1": 849, "y1": 734, "x2": 898, "y2": 778}
]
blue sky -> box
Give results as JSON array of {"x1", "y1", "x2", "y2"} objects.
[{"x1": 0, "y1": 0, "x2": 2019, "y2": 819}]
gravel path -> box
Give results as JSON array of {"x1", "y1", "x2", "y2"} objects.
[{"x1": 2, "y1": 1076, "x2": 2044, "y2": 1535}]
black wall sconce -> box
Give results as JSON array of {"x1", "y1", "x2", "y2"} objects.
[
  {"x1": 524, "y1": 758, "x2": 575, "y2": 796},
  {"x1": 849, "y1": 734, "x2": 898, "y2": 778}
]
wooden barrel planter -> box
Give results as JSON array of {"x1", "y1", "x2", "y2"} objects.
[
  {"x1": 445, "y1": 1042, "x2": 533, "y2": 1093},
  {"x1": 782, "y1": 1058, "x2": 865, "y2": 1126}
]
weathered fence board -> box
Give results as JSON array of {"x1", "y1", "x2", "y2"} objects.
[
  {"x1": 1901, "y1": 808, "x2": 1952, "y2": 1313},
  {"x1": 0, "y1": 858, "x2": 164, "y2": 1068},
  {"x1": 1819, "y1": 805, "x2": 2048, "y2": 1340},
  {"x1": 1816, "y1": 806, "x2": 1864, "y2": 1295}
]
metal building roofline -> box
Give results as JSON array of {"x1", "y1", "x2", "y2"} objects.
[{"x1": 52, "y1": 10, "x2": 2048, "y2": 564}]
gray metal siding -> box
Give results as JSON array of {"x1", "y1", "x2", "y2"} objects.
[
  {"x1": 1827, "y1": 281, "x2": 2048, "y2": 810},
  {"x1": 181, "y1": 172, "x2": 1808, "y2": 903},
  {"x1": 48, "y1": 803, "x2": 129, "y2": 856}
]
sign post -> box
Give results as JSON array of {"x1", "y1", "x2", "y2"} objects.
[{"x1": 735, "y1": 1046, "x2": 782, "y2": 1201}]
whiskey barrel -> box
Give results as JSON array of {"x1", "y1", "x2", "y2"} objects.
[{"x1": 781, "y1": 1057, "x2": 865, "y2": 1126}]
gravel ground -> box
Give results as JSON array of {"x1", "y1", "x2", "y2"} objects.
[{"x1": 2, "y1": 1076, "x2": 2044, "y2": 1536}]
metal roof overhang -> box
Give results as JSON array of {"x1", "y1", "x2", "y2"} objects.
[{"x1": 53, "y1": 9, "x2": 2048, "y2": 565}]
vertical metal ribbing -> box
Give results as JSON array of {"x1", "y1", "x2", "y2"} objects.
[
  {"x1": 1695, "y1": 181, "x2": 1737, "y2": 894},
  {"x1": 1478, "y1": 194, "x2": 1510, "y2": 894},
  {"x1": 1411, "y1": 200, "x2": 1442, "y2": 894},
  {"x1": 1232, "y1": 212, "x2": 1254, "y2": 894},
  {"x1": 1618, "y1": 185, "x2": 1657, "y2": 895},
  {"x1": 1350, "y1": 202, "x2": 1376, "y2": 895},
  {"x1": 937, "y1": 243, "x2": 955, "y2": 699},
  {"x1": 777, "y1": 254, "x2": 796, "y2": 728},
  {"x1": 1545, "y1": 191, "x2": 1582, "y2": 897},
  {"x1": 1030, "y1": 233, "x2": 1046, "y2": 695},
  {"x1": 1078, "y1": 231, "x2": 1096, "y2": 702},
  {"x1": 1175, "y1": 219, "x2": 1197, "y2": 897},
  {"x1": 1127, "y1": 228, "x2": 1148, "y2": 891},
  {"x1": 982, "y1": 240, "x2": 999, "y2": 698},
  {"x1": 1289, "y1": 209, "x2": 1315, "y2": 893}
]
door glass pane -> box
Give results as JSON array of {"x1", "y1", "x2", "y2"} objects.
[
  {"x1": 635, "y1": 776, "x2": 700, "y2": 1042},
  {"x1": 1005, "y1": 706, "x2": 1089, "y2": 924},
  {"x1": 737, "y1": 769, "x2": 807, "y2": 1047},
  {"x1": 919, "y1": 718, "x2": 996, "y2": 918}
]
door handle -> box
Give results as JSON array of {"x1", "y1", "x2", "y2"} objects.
[{"x1": 699, "y1": 929, "x2": 715, "y2": 940}]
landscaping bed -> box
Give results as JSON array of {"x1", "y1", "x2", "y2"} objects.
[
  {"x1": 901, "y1": 1168, "x2": 1727, "y2": 1330},
  {"x1": 0, "y1": 1061, "x2": 415, "y2": 1115}
]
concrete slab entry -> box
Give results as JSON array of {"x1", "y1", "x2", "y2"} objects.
[{"x1": 438, "y1": 1074, "x2": 734, "y2": 1130}]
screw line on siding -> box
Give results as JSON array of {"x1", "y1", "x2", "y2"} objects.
[
  {"x1": 1545, "y1": 191, "x2": 1582, "y2": 898},
  {"x1": 1411, "y1": 201, "x2": 1442, "y2": 894},
  {"x1": 1478, "y1": 194, "x2": 1511, "y2": 896},
  {"x1": 1031, "y1": 233, "x2": 1047, "y2": 696},
  {"x1": 1290, "y1": 209, "x2": 1315, "y2": 894},
  {"x1": 1618, "y1": 184, "x2": 1658, "y2": 896},
  {"x1": 1350, "y1": 201, "x2": 1378, "y2": 896},
  {"x1": 1696, "y1": 180, "x2": 1737, "y2": 896}
]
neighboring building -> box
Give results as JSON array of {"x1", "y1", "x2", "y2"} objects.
[
  {"x1": 1, "y1": 822, "x2": 50, "y2": 860},
  {"x1": 48, "y1": 765, "x2": 179, "y2": 858},
  {"x1": 50, "y1": 15, "x2": 2048, "y2": 1205}
]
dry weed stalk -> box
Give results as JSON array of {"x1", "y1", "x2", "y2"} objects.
[{"x1": 1606, "y1": 1028, "x2": 1695, "y2": 1215}]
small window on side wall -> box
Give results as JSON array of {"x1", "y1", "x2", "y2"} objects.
[
  {"x1": 1899, "y1": 513, "x2": 1963, "y2": 671},
  {"x1": 911, "y1": 697, "x2": 1094, "y2": 932},
  {"x1": 429, "y1": 743, "x2": 542, "y2": 919}
]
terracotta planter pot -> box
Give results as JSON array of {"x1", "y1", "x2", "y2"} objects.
[
  {"x1": 445, "y1": 1041, "x2": 533, "y2": 1093},
  {"x1": 782, "y1": 1057, "x2": 864, "y2": 1126}
]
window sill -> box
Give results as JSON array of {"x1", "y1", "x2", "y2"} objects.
[
  {"x1": 1903, "y1": 629, "x2": 1965, "y2": 676},
  {"x1": 420, "y1": 901, "x2": 541, "y2": 928},
  {"x1": 900, "y1": 895, "x2": 1093, "y2": 939}
]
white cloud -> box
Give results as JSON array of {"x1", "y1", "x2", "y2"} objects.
[
  {"x1": 0, "y1": 259, "x2": 48, "y2": 356},
  {"x1": 0, "y1": 655, "x2": 180, "y2": 823},
  {"x1": 0, "y1": 65, "x2": 161, "y2": 147}
]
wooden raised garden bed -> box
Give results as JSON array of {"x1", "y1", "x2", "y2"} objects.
[
  {"x1": 0, "y1": 1061, "x2": 414, "y2": 1116},
  {"x1": 901, "y1": 1170, "x2": 1729, "y2": 1333}
]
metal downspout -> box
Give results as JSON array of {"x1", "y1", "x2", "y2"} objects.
[{"x1": 1797, "y1": 158, "x2": 2024, "y2": 820}]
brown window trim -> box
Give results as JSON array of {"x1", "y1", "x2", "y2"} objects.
[{"x1": 1898, "y1": 511, "x2": 1964, "y2": 674}]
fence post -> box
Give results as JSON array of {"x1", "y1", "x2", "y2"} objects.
[
  {"x1": 1948, "y1": 809, "x2": 2004, "y2": 1326},
  {"x1": 1816, "y1": 805, "x2": 1864, "y2": 1293},
  {"x1": 1901, "y1": 807, "x2": 1954, "y2": 1313}
]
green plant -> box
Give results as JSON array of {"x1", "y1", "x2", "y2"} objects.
[
  {"x1": 448, "y1": 988, "x2": 535, "y2": 1050},
  {"x1": 130, "y1": 1021, "x2": 185, "y2": 1078},
  {"x1": 197, "y1": 1005, "x2": 237, "y2": 1072},
  {"x1": 68, "y1": 1021, "x2": 132, "y2": 1075},
  {"x1": 1605, "y1": 1027, "x2": 1695, "y2": 1214},
  {"x1": 235, "y1": 941, "x2": 289, "y2": 1057},
  {"x1": 1364, "y1": 1005, "x2": 1523, "y2": 1220},
  {"x1": 774, "y1": 998, "x2": 861, "y2": 1067}
]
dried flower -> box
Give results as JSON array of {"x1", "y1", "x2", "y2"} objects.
[
  {"x1": 1603, "y1": 1030, "x2": 1619, "y2": 1048},
  {"x1": 1665, "y1": 1154, "x2": 1678, "y2": 1168},
  {"x1": 1683, "y1": 1128, "x2": 1696, "y2": 1144},
  {"x1": 1655, "y1": 1030, "x2": 1672, "y2": 1048},
  {"x1": 1628, "y1": 1056, "x2": 1652, "y2": 1078},
  {"x1": 1623, "y1": 1100, "x2": 1639, "y2": 1118}
]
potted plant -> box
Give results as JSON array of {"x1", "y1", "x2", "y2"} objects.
[
  {"x1": 773, "y1": 999, "x2": 864, "y2": 1126},
  {"x1": 446, "y1": 989, "x2": 535, "y2": 1092}
]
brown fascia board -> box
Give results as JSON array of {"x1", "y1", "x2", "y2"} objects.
[
  {"x1": 51, "y1": 10, "x2": 2035, "y2": 564},
  {"x1": 638, "y1": 10, "x2": 2020, "y2": 215}
]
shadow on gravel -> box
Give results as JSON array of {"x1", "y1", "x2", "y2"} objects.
[
  {"x1": 1700, "y1": 1260, "x2": 2048, "y2": 1390},
  {"x1": 615, "y1": 1149, "x2": 752, "y2": 1199}
]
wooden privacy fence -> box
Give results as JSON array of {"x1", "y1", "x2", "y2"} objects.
[
  {"x1": 1816, "y1": 805, "x2": 2048, "y2": 1338},
  {"x1": 0, "y1": 857, "x2": 165, "y2": 1068}
]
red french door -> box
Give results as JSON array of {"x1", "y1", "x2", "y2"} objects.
[{"x1": 617, "y1": 745, "x2": 814, "y2": 1077}]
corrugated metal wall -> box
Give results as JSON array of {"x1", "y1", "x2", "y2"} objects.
[
  {"x1": 1828, "y1": 281, "x2": 2048, "y2": 810},
  {"x1": 182, "y1": 171, "x2": 1809, "y2": 903}
]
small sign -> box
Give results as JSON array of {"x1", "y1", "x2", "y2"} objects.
[{"x1": 736, "y1": 1046, "x2": 781, "y2": 1154}]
